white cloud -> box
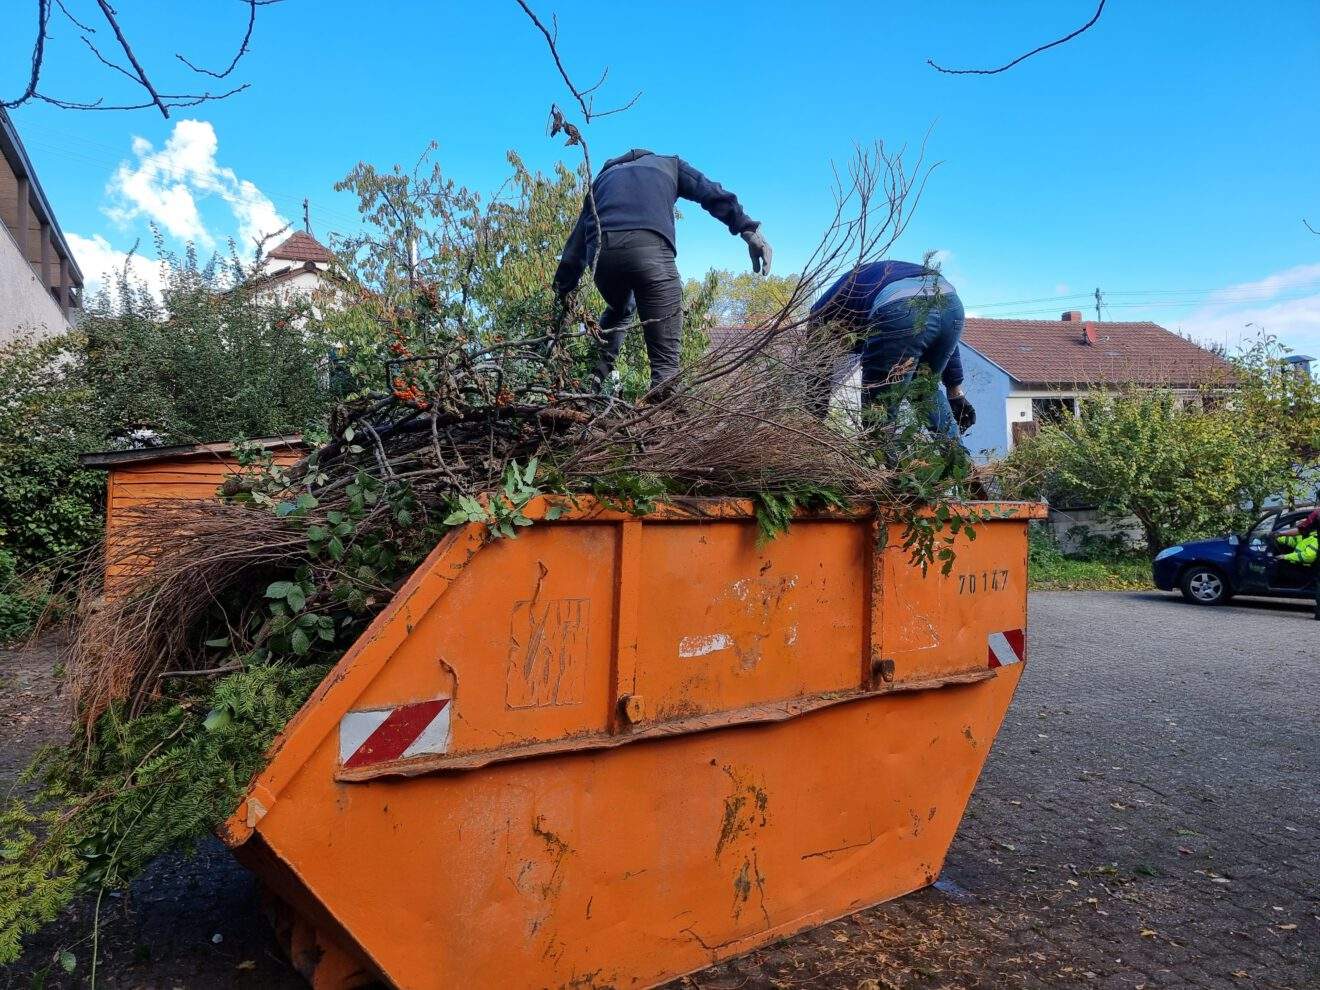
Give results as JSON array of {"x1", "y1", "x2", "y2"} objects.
[
  {"x1": 104, "y1": 119, "x2": 288, "y2": 252},
  {"x1": 1180, "y1": 262, "x2": 1320, "y2": 356},
  {"x1": 1204, "y1": 261, "x2": 1320, "y2": 306},
  {"x1": 66, "y1": 232, "x2": 166, "y2": 300}
]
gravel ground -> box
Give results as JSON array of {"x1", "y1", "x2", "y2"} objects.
[{"x1": 3, "y1": 590, "x2": 1318, "y2": 989}]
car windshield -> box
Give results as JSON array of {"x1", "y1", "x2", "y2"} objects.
[{"x1": 1247, "y1": 513, "x2": 1279, "y2": 543}]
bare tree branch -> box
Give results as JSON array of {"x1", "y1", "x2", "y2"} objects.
[
  {"x1": 1305, "y1": 218, "x2": 1319, "y2": 236},
  {"x1": 928, "y1": 0, "x2": 1106, "y2": 76},
  {"x1": 96, "y1": 0, "x2": 172, "y2": 116},
  {"x1": 33, "y1": 85, "x2": 249, "y2": 114},
  {"x1": 78, "y1": 30, "x2": 142, "y2": 87},
  {"x1": 54, "y1": 0, "x2": 95, "y2": 33},
  {"x1": 5, "y1": 0, "x2": 268, "y2": 115},
  {"x1": 2, "y1": 0, "x2": 51, "y2": 110},
  {"x1": 511, "y1": 0, "x2": 640, "y2": 122},
  {"x1": 175, "y1": 0, "x2": 266, "y2": 79}
]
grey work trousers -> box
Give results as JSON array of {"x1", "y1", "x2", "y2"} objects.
[{"x1": 591, "y1": 229, "x2": 684, "y2": 389}]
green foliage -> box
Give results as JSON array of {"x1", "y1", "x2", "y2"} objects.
[
  {"x1": 442, "y1": 458, "x2": 552, "y2": 537},
  {"x1": 235, "y1": 462, "x2": 434, "y2": 660},
  {"x1": 1225, "y1": 335, "x2": 1320, "y2": 512},
  {"x1": 79, "y1": 241, "x2": 334, "y2": 444},
  {"x1": 0, "y1": 332, "x2": 106, "y2": 573},
  {"x1": 585, "y1": 471, "x2": 670, "y2": 516},
  {"x1": 753, "y1": 484, "x2": 849, "y2": 545},
  {"x1": 0, "y1": 549, "x2": 49, "y2": 643},
  {"x1": 1003, "y1": 388, "x2": 1245, "y2": 554},
  {"x1": 1026, "y1": 525, "x2": 1149, "y2": 591},
  {"x1": 1, "y1": 241, "x2": 341, "y2": 582},
  {"x1": 701, "y1": 269, "x2": 805, "y2": 327},
  {"x1": 328, "y1": 149, "x2": 605, "y2": 398},
  {"x1": 0, "y1": 662, "x2": 329, "y2": 965}
]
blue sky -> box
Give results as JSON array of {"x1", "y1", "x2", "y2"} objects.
[{"x1": 5, "y1": 1, "x2": 1320, "y2": 352}]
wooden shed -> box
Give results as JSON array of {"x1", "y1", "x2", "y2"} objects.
[{"x1": 80, "y1": 435, "x2": 305, "y2": 587}]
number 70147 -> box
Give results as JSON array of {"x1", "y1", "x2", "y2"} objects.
[{"x1": 958, "y1": 569, "x2": 1009, "y2": 595}]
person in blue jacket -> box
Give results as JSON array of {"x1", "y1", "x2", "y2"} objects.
[
  {"x1": 553, "y1": 149, "x2": 772, "y2": 391},
  {"x1": 809, "y1": 260, "x2": 974, "y2": 438}
]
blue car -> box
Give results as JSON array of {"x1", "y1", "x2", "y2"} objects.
[{"x1": 1153, "y1": 506, "x2": 1317, "y2": 605}]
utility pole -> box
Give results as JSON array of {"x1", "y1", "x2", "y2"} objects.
[
  {"x1": 1094, "y1": 286, "x2": 1105, "y2": 321},
  {"x1": 302, "y1": 197, "x2": 312, "y2": 235}
]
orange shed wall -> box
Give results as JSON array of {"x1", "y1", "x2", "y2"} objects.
[{"x1": 103, "y1": 451, "x2": 300, "y2": 587}]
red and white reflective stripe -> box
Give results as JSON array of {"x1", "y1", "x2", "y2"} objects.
[
  {"x1": 987, "y1": 628, "x2": 1025, "y2": 668},
  {"x1": 339, "y1": 698, "x2": 451, "y2": 770}
]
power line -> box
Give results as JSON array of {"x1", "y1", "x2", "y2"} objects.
[
  {"x1": 971, "y1": 288, "x2": 1320, "y2": 320},
  {"x1": 968, "y1": 280, "x2": 1320, "y2": 314}
]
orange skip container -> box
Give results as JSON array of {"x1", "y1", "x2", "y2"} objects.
[{"x1": 219, "y1": 497, "x2": 1044, "y2": 989}]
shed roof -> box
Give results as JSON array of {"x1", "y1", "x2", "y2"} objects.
[{"x1": 79, "y1": 435, "x2": 305, "y2": 469}]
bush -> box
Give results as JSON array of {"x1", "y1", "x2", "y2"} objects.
[
  {"x1": 0, "y1": 550, "x2": 48, "y2": 643},
  {"x1": 0, "y1": 333, "x2": 106, "y2": 575},
  {"x1": 1027, "y1": 524, "x2": 1149, "y2": 591},
  {"x1": 1002, "y1": 388, "x2": 1255, "y2": 555},
  {"x1": 80, "y1": 243, "x2": 335, "y2": 445}
]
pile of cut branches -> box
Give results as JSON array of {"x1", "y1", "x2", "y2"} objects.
[{"x1": 66, "y1": 315, "x2": 911, "y2": 728}]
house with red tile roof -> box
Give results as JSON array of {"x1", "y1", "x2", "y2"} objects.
[{"x1": 959, "y1": 310, "x2": 1233, "y2": 458}]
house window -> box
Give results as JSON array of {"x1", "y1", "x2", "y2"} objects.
[{"x1": 1032, "y1": 397, "x2": 1074, "y2": 424}]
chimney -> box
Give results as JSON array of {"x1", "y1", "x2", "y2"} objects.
[
  {"x1": 1082, "y1": 323, "x2": 1098, "y2": 346},
  {"x1": 1061, "y1": 310, "x2": 1083, "y2": 322}
]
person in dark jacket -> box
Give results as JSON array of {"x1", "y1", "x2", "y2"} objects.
[
  {"x1": 809, "y1": 260, "x2": 973, "y2": 438},
  {"x1": 1276, "y1": 504, "x2": 1320, "y2": 620},
  {"x1": 552, "y1": 149, "x2": 772, "y2": 390}
]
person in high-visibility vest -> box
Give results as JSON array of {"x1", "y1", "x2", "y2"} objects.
[
  {"x1": 1273, "y1": 517, "x2": 1319, "y2": 620},
  {"x1": 1275, "y1": 531, "x2": 1318, "y2": 565}
]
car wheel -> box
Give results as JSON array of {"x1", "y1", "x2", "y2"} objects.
[{"x1": 1180, "y1": 566, "x2": 1230, "y2": 605}]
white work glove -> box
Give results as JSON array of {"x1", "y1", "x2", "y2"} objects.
[{"x1": 742, "y1": 226, "x2": 773, "y2": 276}]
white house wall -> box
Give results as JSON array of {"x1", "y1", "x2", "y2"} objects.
[{"x1": 0, "y1": 217, "x2": 69, "y2": 343}]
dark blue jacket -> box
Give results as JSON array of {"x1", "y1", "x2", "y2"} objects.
[
  {"x1": 553, "y1": 149, "x2": 759, "y2": 293},
  {"x1": 810, "y1": 261, "x2": 964, "y2": 388}
]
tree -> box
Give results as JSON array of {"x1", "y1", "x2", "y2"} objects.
[
  {"x1": 327, "y1": 147, "x2": 606, "y2": 396},
  {"x1": 1227, "y1": 335, "x2": 1320, "y2": 513},
  {"x1": 326, "y1": 146, "x2": 725, "y2": 402},
  {"x1": 79, "y1": 243, "x2": 333, "y2": 445},
  {"x1": 700, "y1": 269, "x2": 804, "y2": 327},
  {"x1": 1001, "y1": 389, "x2": 1252, "y2": 555},
  {"x1": 0, "y1": 240, "x2": 336, "y2": 589}
]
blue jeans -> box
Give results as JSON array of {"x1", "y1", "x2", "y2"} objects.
[{"x1": 857, "y1": 290, "x2": 965, "y2": 440}]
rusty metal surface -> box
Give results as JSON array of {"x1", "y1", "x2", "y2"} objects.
[{"x1": 221, "y1": 498, "x2": 1035, "y2": 989}]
